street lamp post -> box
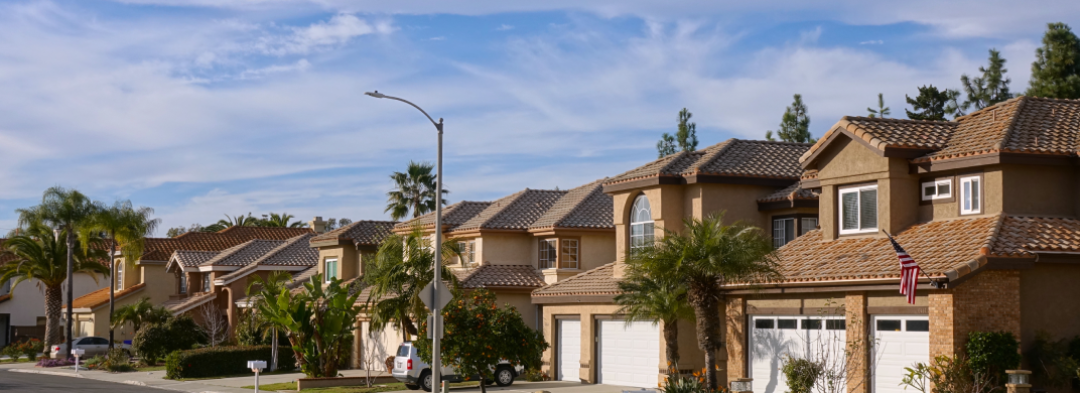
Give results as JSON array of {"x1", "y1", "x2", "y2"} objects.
[{"x1": 365, "y1": 90, "x2": 445, "y2": 392}]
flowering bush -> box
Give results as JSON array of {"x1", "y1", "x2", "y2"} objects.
[
  {"x1": 36, "y1": 358, "x2": 75, "y2": 368},
  {"x1": 661, "y1": 366, "x2": 731, "y2": 393},
  {"x1": 11, "y1": 339, "x2": 44, "y2": 361}
]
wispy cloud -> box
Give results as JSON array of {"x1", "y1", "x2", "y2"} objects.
[
  {"x1": 497, "y1": 24, "x2": 514, "y2": 31},
  {"x1": 430, "y1": 36, "x2": 445, "y2": 41},
  {"x1": 860, "y1": 40, "x2": 884, "y2": 45},
  {"x1": 257, "y1": 13, "x2": 394, "y2": 56}
]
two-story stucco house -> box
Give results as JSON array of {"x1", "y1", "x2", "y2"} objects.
[
  {"x1": 531, "y1": 139, "x2": 815, "y2": 388},
  {"x1": 725, "y1": 96, "x2": 1080, "y2": 393}
]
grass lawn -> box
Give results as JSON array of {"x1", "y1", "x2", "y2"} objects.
[
  {"x1": 242, "y1": 381, "x2": 482, "y2": 392},
  {"x1": 172, "y1": 368, "x2": 296, "y2": 381},
  {"x1": 2, "y1": 357, "x2": 37, "y2": 364},
  {"x1": 134, "y1": 364, "x2": 166, "y2": 372}
]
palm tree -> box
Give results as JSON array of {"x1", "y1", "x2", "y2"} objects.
[
  {"x1": 83, "y1": 200, "x2": 159, "y2": 349},
  {"x1": 365, "y1": 227, "x2": 461, "y2": 340},
  {"x1": 16, "y1": 187, "x2": 100, "y2": 350},
  {"x1": 261, "y1": 212, "x2": 305, "y2": 228},
  {"x1": 385, "y1": 161, "x2": 448, "y2": 221},
  {"x1": 615, "y1": 270, "x2": 694, "y2": 367},
  {"x1": 247, "y1": 270, "x2": 292, "y2": 371},
  {"x1": 0, "y1": 223, "x2": 109, "y2": 353},
  {"x1": 628, "y1": 213, "x2": 779, "y2": 391},
  {"x1": 112, "y1": 297, "x2": 171, "y2": 333}
]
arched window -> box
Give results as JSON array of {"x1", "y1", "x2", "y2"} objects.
[{"x1": 630, "y1": 195, "x2": 654, "y2": 251}]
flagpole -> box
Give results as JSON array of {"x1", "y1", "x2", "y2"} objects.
[{"x1": 881, "y1": 229, "x2": 942, "y2": 287}]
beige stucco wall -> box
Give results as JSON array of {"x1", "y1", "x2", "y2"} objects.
[
  {"x1": 478, "y1": 233, "x2": 533, "y2": 265},
  {"x1": 696, "y1": 183, "x2": 777, "y2": 230},
  {"x1": 318, "y1": 246, "x2": 359, "y2": 281},
  {"x1": 140, "y1": 264, "x2": 176, "y2": 304},
  {"x1": 1020, "y1": 263, "x2": 1080, "y2": 358},
  {"x1": 495, "y1": 291, "x2": 538, "y2": 329},
  {"x1": 0, "y1": 273, "x2": 106, "y2": 327},
  {"x1": 580, "y1": 233, "x2": 616, "y2": 272},
  {"x1": 1002, "y1": 164, "x2": 1075, "y2": 216}
]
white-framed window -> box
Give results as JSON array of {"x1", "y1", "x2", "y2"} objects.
[
  {"x1": 630, "y1": 195, "x2": 654, "y2": 252},
  {"x1": 539, "y1": 239, "x2": 557, "y2": 269},
  {"x1": 457, "y1": 241, "x2": 475, "y2": 264},
  {"x1": 773, "y1": 218, "x2": 795, "y2": 248},
  {"x1": 325, "y1": 258, "x2": 338, "y2": 282},
  {"x1": 116, "y1": 261, "x2": 124, "y2": 290},
  {"x1": 202, "y1": 274, "x2": 211, "y2": 292},
  {"x1": 560, "y1": 239, "x2": 579, "y2": 269},
  {"x1": 839, "y1": 184, "x2": 878, "y2": 235},
  {"x1": 921, "y1": 179, "x2": 952, "y2": 200},
  {"x1": 179, "y1": 274, "x2": 187, "y2": 294},
  {"x1": 800, "y1": 217, "x2": 819, "y2": 236},
  {"x1": 960, "y1": 176, "x2": 981, "y2": 215}
]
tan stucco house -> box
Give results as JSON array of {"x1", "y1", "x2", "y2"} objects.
[
  {"x1": 69, "y1": 226, "x2": 312, "y2": 342},
  {"x1": 531, "y1": 139, "x2": 815, "y2": 388}
]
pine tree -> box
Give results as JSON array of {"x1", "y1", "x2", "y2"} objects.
[
  {"x1": 906, "y1": 85, "x2": 959, "y2": 121},
  {"x1": 961, "y1": 49, "x2": 1013, "y2": 110},
  {"x1": 767, "y1": 94, "x2": 814, "y2": 143},
  {"x1": 1027, "y1": 23, "x2": 1080, "y2": 99},
  {"x1": 676, "y1": 108, "x2": 698, "y2": 152},
  {"x1": 656, "y1": 133, "x2": 676, "y2": 158},
  {"x1": 867, "y1": 93, "x2": 891, "y2": 118}
]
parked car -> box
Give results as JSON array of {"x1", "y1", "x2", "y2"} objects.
[
  {"x1": 392, "y1": 341, "x2": 519, "y2": 392},
  {"x1": 50, "y1": 336, "x2": 131, "y2": 359}
]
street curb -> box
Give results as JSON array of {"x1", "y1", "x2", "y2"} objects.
[{"x1": 7, "y1": 368, "x2": 85, "y2": 378}]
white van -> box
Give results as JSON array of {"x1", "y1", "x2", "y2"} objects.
[{"x1": 391, "y1": 341, "x2": 519, "y2": 391}]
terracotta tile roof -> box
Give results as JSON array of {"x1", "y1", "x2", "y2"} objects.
[
  {"x1": 757, "y1": 183, "x2": 819, "y2": 203},
  {"x1": 199, "y1": 239, "x2": 287, "y2": 267},
  {"x1": 801, "y1": 170, "x2": 819, "y2": 180},
  {"x1": 452, "y1": 190, "x2": 567, "y2": 232},
  {"x1": 216, "y1": 234, "x2": 318, "y2": 284},
  {"x1": 172, "y1": 250, "x2": 219, "y2": 268},
  {"x1": 0, "y1": 294, "x2": 10, "y2": 304},
  {"x1": 531, "y1": 179, "x2": 615, "y2": 230},
  {"x1": 310, "y1": 220, "x2": 397, "y2": 247},
  {"x1": 458, "y1": 264, "x2": 546, "y2": 288},
  {"x1": 918, "y1": 96, "x2": 1080, "y2": 161},
  {"x1": 532, "y1": 263, "x2": 621, "y2": 297},
  {"x1": 606, "y1": 139, "x2": 811, "y2": 185},
  {"x1": 991, "y1": 215, "x2": 1080, "y2": 256},
  {"x1": 800, "y1": 117, "x2": 955, "y2": 164},
  {"x1": 763, "y1": 216, "x2": 1000, "y2": 284},
  {"x1": 395, "y1": 201, "x2": 492, "y2": 232},
  {"x1": 141, "y1": 227, "x2": 312, "y2": 261},
  {"x1": 72, "y1": 283, "x2": 145, "y2": 310},
  {"x1": 164, "y1": 292, "x2": 216, "y2": 314}
]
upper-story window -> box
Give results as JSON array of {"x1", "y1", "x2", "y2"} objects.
[
  {"x1": 202, "y1": 274, "x2": 211, "y2": 293},
  {"x1": 922, "y1": 179, "x2": 952, "y2": 201},
  {"x1": 772, "y1": 216, "x2": 820, "y2": 248},
  {"x1": 560, "y1": 239, "x2": 579, "y2": 269},
  {"x1": 960, "y1": 176, "x2": 981, "y2": 215},
  {"x1": 630, "y1": 195, "x2": 654, "y2": 251},
  {"x1": 179, "y1": 273, "x2": 187, "y2": 295},
  {"x1": 839, "y1": 184, "x2": 878, "y2": 235},
  {"x1": 539, "y1": 239, "x2": 557, "y2": 269},
  {"x1": 117, "y1": 261, "x2": 124, "y2": 290},
  {"x1": 325, "y1": 258, "x2": 338, "y2": 282},
  {"x1": 457, "y1": 241, "x2": 475, "y2": 264}
]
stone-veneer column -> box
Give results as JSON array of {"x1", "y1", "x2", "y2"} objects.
[
  {"x1": 725, "y1": 296, "x2": 746, "y2": 384},
  {"x1": 846, "y1": 292, "x2": 869, "y2": 393},
  {"x1": 930, "y1": 270, "x2": 1021, "y2": 357}
]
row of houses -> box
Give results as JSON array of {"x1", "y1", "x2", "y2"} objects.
[{"x1": 4, "y1": 95, "x2": 1080, "y2": 393}]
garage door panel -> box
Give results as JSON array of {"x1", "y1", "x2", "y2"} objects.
[
  {"x1": 750, "y1": 316, "x2": 846, "y2": 393},
  {"x1": 872, "y1": 316, "x2": 929, "y2": 393},
  {"x1": 598, "y1": 320, "x2": 659, "y2": 388},
  {"x1": 558, "y1": 320, "x2": 581, "y2": 382}
]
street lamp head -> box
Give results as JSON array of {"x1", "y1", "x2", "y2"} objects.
[{"x1": 365, "y1": 90, "x2": 386, "y2": 99}]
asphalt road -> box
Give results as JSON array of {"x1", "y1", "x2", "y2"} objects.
[{"x1": 0, "y1": 371, "x2": 160, "y2": 392}]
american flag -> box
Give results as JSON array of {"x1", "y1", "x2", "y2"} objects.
[{"x1": 887, "y1": 234, "x2": 921, "y2": 304}]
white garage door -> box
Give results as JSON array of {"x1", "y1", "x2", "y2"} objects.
[
  {"x1": 749, "y1": 316, "x2": 847, "y2": 393},
  {"x1": 597, "y1": 319, "x2": 660, "y2": 388},
  {"x1": 361, "y1": 321, "x2": 404, "y2": 372},
  {"x1": 558, "y1": 319, "x2": 581, "y2": 382},
  {"x1": 873, "y1": 316, "x2": 929, "y2": 393}
]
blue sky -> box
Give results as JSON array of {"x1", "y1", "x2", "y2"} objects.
[{"x1": 0, "y1": 0, "x2": 1077, "y2": 235}]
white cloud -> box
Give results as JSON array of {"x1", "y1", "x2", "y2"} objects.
[
  {"x1": 258, "y1": 13, "x2": 392, "y2": 55},
  {"x1": 497, "y1": 24, "x2": 514, "y2": 31},
  {"x1": 800, "y1": 26, "x2": 822, "y2": 44},
  {"x1": 859, "y1": 40, "x2": 884, "y2": 45},
  {"x1": 430, "y1": 36, "x2": 445, "y2": 41}
]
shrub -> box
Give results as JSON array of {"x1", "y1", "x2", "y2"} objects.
[
  {"x1": 165, "y1": 345, "x2": 295, "y2": 380},
  {"x1": 522, "y1": 368, "x2": 549, "y2": 382},
  {"x1": 782, "y1": 357, "x2": 823, "y2": 393},
  {"x1": 901, "y1": 355, "x2": 994, "y2": 393},
  {"x1": 104, "y1": 347, "x2": 135, "y2": 372},
  {"x1": 660, "y1": 368, "x2": 727, "y2": 393},
  {"x1": 1, "y1": 344, "x2": 21, "y2": 362},
  {"x1": 384, "y1": 356, "x2": 394, "y2": 373},
  {"x1": 85, "y1": 355, "x2": 106, "y2": 370},
  {"x1": 1029, "y1": 332, "x2": 1080, "y2": 389},
  {"x1": 966, "y1": 331, "x2": 1021, "y2": 385},
  {"x1": 16, "y1": 339, "x2": 43, "y2": 361},
  {"x1": 36, "y1": 358, "x2": 74, "y2": 368},
  {"x1": 134, "y1": 315, "x2": 208, "y2": 365}
]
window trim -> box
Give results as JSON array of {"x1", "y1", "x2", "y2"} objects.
[
  {"x1": 959, "y1": 175, "x2": 982, "y2": 215},
  {"x1": 921, "y1": 178, "x2": 953, "y2": 201},
  {"x1": 324, "y1": 258, "x2": 338, "y2": 283},
  {"x1": 838, "y1": 184, "x2": 879, "y2": 235},
  {"x1": 771, "y1": 214, "x2": 820, "y2": 248},
  {"x1": 629, "y1": 194, "x2": 654, "y2": 252},
  {"x1": 538, "y1": 239, "x2": 558, "y2": 269},
  {"x1": 559, "y1": 238, "x2": 580, "y2": 269}
]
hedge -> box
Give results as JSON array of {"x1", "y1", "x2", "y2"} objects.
[{"x1": 165, "y1": 345, "x2": 296, "y2": 379}]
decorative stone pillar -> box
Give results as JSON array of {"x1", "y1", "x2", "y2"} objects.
[
  {"x1": 725, "y1": 296, "x2": 746, "y2": 384},
  {"x1": 846, "y1": 292, "x2": 869, "y2": 393}
]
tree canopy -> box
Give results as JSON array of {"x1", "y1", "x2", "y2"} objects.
[
  {"x1": 1027, "y1": 22, "x2": 1080, "y2": 99},
  {"x1": 906, "y1": 85, "x2": 962, "y2": 121},
  {"x1": 961, "y1": 49, "x2": 1013, "y2": 110},
  {"x1": 386, "y1": 161, "x2": 448, "y2": 221},
  {"x1": 766, "y1": 94, "x2": 814, "y2": 143},
  {"x1": 657, "y1": 108, "x2": 698, "y2": 158}
]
